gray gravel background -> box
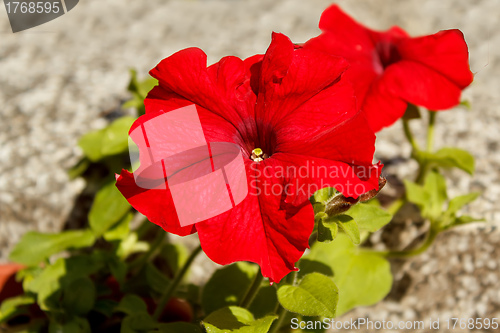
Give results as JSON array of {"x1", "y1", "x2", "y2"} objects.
[{"x1": 0, "y1": 0, "x2": 499, "y2": 331}]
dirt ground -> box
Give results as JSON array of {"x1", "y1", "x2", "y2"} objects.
[{"x1": 1, "y1": 0, "x2": 499, "y2": 331}]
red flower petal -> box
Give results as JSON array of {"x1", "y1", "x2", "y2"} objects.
[
  {"x1": 115, "y1": 170, "x2": 196, "y2": 236},
  {"x1": 149, "y1": 48, "x2": 260, "y2": 133},
  {"x1": 271, "y1": 109, "x2": 382, "y2": 203},
  {"x1": 271, "y1": 153, "x2": 382, "y2": 204},
  {"x1": 383, "y1": 60, "x2": 463, "y2": 110},
  {"x1": 256, "y1": 33, "x2": 349, "y2": 131},
  {"x1": 362, "y1": 77, "x2": 408, "y2": 132},
  {"x1": 196, "y1": 159, "x2": 314, "y2": 283},
  {"x1": 396, "y1": 29, "x2": 473, "y2": 89},
  {"x1": 275, "y1": 79, "x2": 359, "y2": 149},
  {"x1": 318, "y1": 5, "x2": 374, "y2": 52},
  {"x1": 145, "y1": 90, "x2": 243, "y2": 147}
]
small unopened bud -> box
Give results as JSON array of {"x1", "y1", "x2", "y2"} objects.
[
  {"x1": 359, "y1": 176, "x2": 387, "y2": 202},
  {"x1": 324, "y1": 176, "x2": 386, "y2": 216}
]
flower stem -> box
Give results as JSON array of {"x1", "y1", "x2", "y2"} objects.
[
  {"x1": 269, "y1": 269, "x2": 297, "y2": 333},
  {"x1": 402, "y1": 119, "x2": 420, "y2": 152},
  {"x1": 426, "y1": 111, "x2": 437, "y2": 152},
  {"x1": 153, "y1": 245, "x2": 203, "y2": 320},
  {"x1": 129, "y1": 231, "x2": 165, "y2": 272},
  {"x1": 239, "y1": 268, "x2": 264, "y2": 308},
  {"x1": 415, "y1": 111, "x2": 437, "y2": 184},
  {"x1": 379, "y1": 226, "x2": 439, "y2": 258},
  {"x1": 387, "y1": 197, "x2": 406, "y2": 216},
  {"x1": 269, "y1": 305, "x2": 288, "y2": 333}
]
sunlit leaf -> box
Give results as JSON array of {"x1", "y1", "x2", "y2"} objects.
[
  {"x1": 202, "y1": 263, "x2": 257, "y2": 315},
  {"x1": 9, "y1": 230, "x2": 95, "y2": 266},
  {"x1": 345, "y1": 204, "x2": 392, "y2": 232},
  {"x1": 277, "y1": 273, "x2": 338, "y2": 318},
  {"x1": 202, "y1": 306, "x2": 276, "y2": 333},
  {"x1": 305, "y1": 234, "x2": 392, "y2": 316},
  {"x1": 89, "y1": 180, "x2": 130, "y2": 236}
]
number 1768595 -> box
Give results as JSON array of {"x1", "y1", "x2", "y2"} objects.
[{"x1": 5, "y1": 1, "x2": 61, "y2": 14}]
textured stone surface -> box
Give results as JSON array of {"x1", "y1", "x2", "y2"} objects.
[{"x1": 0, "y1": 0, "x2": 499, "y2": 330}]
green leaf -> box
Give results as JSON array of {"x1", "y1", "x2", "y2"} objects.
[
  {"x1": 160, "y1": 243, "x2": 189, "y2": 276},
  {"x1": 453, "y1": 215, "x2": 485, "y2": 226},
  {"x1": 79, "y1": 129, "x2": 106, "y2": 162},
  {"x1": 345, "y1": 204, "x2": 392, "y2": 232},
  {"x1": 424, "y1": 171, "x2": 448, "y2": 219},
  {"x1": 16, "y1": 266, "x2": 43, "y2": 291},
  {"x1": 248, "y1": 285, "x2": 278, "y2": 319},
  {"x1": 417, "y1": 148, "x2": 475, "y2": 175},
  {"x1": 93, "y1": 299, "x2": 118, "y2": 318},
  {"x1": 127, "y1": 69, "x2": 158, "y2": 98},
  {"x1": 123, "y1": 69, "x2": 158, "y2": 116},
  {"x1": 115, "y1": 294, "x2": 148, "y2": 315},
  {"x1": 9, "y1": 230, "x2": 95, "y2": 266},
  {"x1": 0, "y1": 295, "x2": 35, "y2": 324},
  {"x1": 277, "y1": 273, "x2": 338, "y2": 318},
  {"x1": 117, "y1": 232, "x2": 149, "y2": 259},
  {"x1": 202, "y1": 306, "x2": 277, "y2": 333},
  {"x1": 202, "y1": 263, "x2": 258, "y2": 315},
  {"x1": 26, "y1": 255, "x2": 103, "y2": 311},
  {"x1": 100, "y1": 117, "x2": 136, "y2": 156},
  {"x1": 49, "y1": 317, "x2": 91, "y2": 333},
  {"x1": 312, "y1": 202, "x2": 326, "y2": 215},
  {"x1": 311, "y1": 188, "x2": 339, "y2": 204},
  {"x1": 154, "y1": 322, "x2": 203, "y2": 333},
  {"x1": 333, "y1": 215, "x2": 360, "y2": 245},
  {"x1": 122, "y1": 313, "x2": 158, "y2": 333},
  {"x1": 305, "y1": 234, "x2": 392, "y2": 316},
  {"x1": 145, "y1": 263, "x2": 170, "y2": 294},
  {"x1": 103, "y1": 212, "x2": 133, "y2": 241},
  {"x1": 460, "y1": 99, "x2": 471, "y2": 110},
  {"x1": 297, "y1": 259, "x2": 333, "y2": 279},
  {"x1": 62, "y1": 277, "x2": 96, "y2": 315},
  {"x1": 68, "y1": 157, "x2": 91, "y2": 179},
  {"x1": 317, "y1": 216, "x2": 338, "y2": 243},
  {"x1": 89, "y1": 180, "x2": 131, "y2": 236},
  {"x1": 446, "y1": 192, "x2": 480, "y2": 217},
  {"x1": 78, "y1": 116, "x2": 136, "y2": 162},
  {"x1": 98, "y1": 251, "x2": 128, "y2": 285},
  {"x1": 404, "y1": 180, "x2": 429, "y2": 208}
]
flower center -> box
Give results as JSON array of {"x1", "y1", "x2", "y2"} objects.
[
  {"x1": 250, "y1": 148, "x2": 269, "y2": 162},
  {"x1": 376, "y1": 41, "x2": 402, "y2": 70}
]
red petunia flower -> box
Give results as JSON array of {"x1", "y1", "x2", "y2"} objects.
[
  {"x1": 303, "y1": 5, "x2": 474, "y2": 132},
  {"x1": 116, "y1": 33, "x2": 381, "y2": 283}
]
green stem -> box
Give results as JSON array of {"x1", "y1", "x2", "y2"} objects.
[
  {"x1": 129, "y1": 231, "x2": 165, "y2": 272},
  {"x1": 153, "y1": 245, "x2": 203, "y2": 320},
  {"x1": 269, "y1": 305, "x2": 288, "y2": 333},
  {"x1": 415, "y1": 162, "x2": 429, "y2": 184},
  {"x1": 269, "y1": 269, "x2": 297, "y2": 332},
  {"x1": 379, "y1": 226, "x2": 439, "y2": 258},
  {"x1": 426, "y1": 111, "x2": 437, "y2": 152},
  {"x1": 415, "y1": 111, "x2": 437, "y2": 184},
  {"x1": 239, "y1": 268, "x2": 264, "y2": 308},
  {"x1": 387, "y1": 197, "x2": 406, "y2": 216},
  {"x1": 403, "y1": 119, "x2": 420, "y2": 152},
  {"x1": 136, "y1": 218, "x2": 154, "y2": 239}
]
